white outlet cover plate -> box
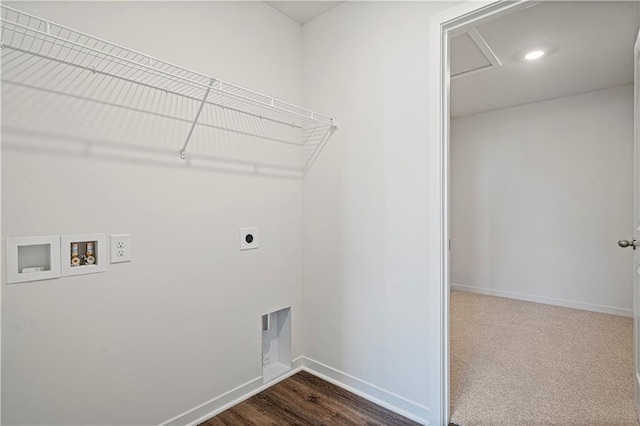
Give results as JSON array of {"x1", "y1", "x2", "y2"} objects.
[
  {"x1": 110, "y1": 234, "x2": 131, "y2": 263},
  {"x1": 240, "y1": 227, "x2": 258, "y2": 251},
  {"x1": 61, "y1": 233, "x2": 107, "y2": 276}
]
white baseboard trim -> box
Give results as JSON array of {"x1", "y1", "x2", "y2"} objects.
[
  {"x1": 301, "y1": 357, "x2": 430, "y2": 425},
  {"x1": 160, "y1": 356, "x2": 304, "y2": 426},
  {"x1": 159, "y1": 355, "x2": 430, "y2": 426},
  {"x1": 451, "y1": 283, "x2": 633, "y2": 317}
]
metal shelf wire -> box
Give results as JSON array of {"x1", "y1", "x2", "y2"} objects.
[{"x1": 0, "y1": 5, "x2": 337, "y2": 174}]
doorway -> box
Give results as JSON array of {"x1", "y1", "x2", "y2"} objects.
[{"x1": 429, "y1": 1, "x2": 640, "y2": 424}]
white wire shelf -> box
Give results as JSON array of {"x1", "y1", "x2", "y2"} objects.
[{"x1": 0, "y1": 5, "x2": 337, "y2": 174}]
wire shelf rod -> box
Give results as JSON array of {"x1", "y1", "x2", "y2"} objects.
[
  {"x1": 2, "y1": 65, "x2": 308, "y2": 133},
  {"x1": 1, "y1": 30, "x2": 209, "y2": 93},
  {"x1": 181, "y1": 78, "x2": 214, "y2": 159},
  {"x1": 303, "y1": 126, "x2": 336, "y2": 176},
  {"x1": 1, "y1": 7, "x2": 336, "y2": 127},
  {"x1": 1, "y1": 51, "x2": 317, "y2": 131},
  {"x1": 4, "y1": 79, "x2": 306, "y2": 149},
  {"x1": 1, "y1": 6, "x2": 213, "y2": 79},
  {"x1": 3, "y1": 37, "x2": 333, "y2": 127},
  {"x1": 2, "y1": 5, "x2": 338, "y2": 172}
]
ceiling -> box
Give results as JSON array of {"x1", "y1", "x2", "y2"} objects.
[
  {"x1": 266, "y1": 1, "x2": 345, "y2": 25},
  {"x1": 450, "y1": 1, "x2": 640, "y2": 118}
]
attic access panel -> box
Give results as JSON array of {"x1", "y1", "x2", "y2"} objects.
[{"x1": 450, "y1": 28, "x2": 502, "y2": 79}]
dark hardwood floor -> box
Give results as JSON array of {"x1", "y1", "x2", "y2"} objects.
[{"x1": 200, "y1": 370, "x2": 421, "y2": 425}]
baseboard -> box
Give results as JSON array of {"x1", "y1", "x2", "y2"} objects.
[
  {"x1": 451, "y1": 283, "x2": 633, "y2": 317},
  {"x1": 635, "y1": 373, "x2": 640, "y2": 421},
  {"x1": 159, "y1": 355, "x2": 430, "y2": 426},
  {"x1": 301, "y1": 357, "x2": 430, "y2": 425},
  {"x1": 160, "y1": 356, "x2": 304, "y2": 426}
]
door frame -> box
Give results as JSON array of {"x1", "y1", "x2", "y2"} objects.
[
  {"x1": 633, "y1": 27, "x2": 640, "y2": 422},
  {"x1": 427, "y1": 1, "x2": 534, "y2": 424}
]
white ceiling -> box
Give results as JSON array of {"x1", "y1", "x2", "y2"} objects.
[
  {"x1": 451, "y1": 1, "x2": 640, "y2": 118},
  {"x1": 266, "y1": 1, "x2": 345, "y2": 25}
]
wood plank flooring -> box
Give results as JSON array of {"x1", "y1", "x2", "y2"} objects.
[{"x1": 200, "y1": 371, "x2": 420, "y2": 425}]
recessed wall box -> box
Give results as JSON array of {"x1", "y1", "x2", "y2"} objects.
[
  {"x1": 61, "y1": 233, "x2": 107, "y2": 276},
  {"x1": 262, "y1": 307, "x2": 291, "y2": 384},
  {"x1": 6, "y1": 235, "x2": 61, "y2": 284}
]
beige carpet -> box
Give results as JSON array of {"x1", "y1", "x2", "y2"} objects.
[{"x1": 450, "y1": 290, "x2": 638, "y2": 426}]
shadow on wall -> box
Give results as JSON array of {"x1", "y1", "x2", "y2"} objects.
[{"x1": 2, "y1": 78, "x2": 333, "y2": 180}]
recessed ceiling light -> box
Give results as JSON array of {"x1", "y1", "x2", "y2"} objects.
[{"x1": 525, "y1": 50, "x2": 545, "y2": 61}]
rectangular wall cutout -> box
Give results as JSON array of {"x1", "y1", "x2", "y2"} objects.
[
  {"x1": 6, "y1": 235, "x2": 61, "y2": 284},
  {"x1": 262, "y1": 307, "x2": 291, "y2": 384},
  {"x1": 18, "y1": 244, "x2": 52, "y2": 272}
]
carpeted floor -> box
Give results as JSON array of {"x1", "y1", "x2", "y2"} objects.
[{"x1": 450, "y1": 290, "x2": 639, "y2": 426}]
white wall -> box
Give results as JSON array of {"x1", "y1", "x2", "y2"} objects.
[
  {"x1": 451, "y1": 85, "x2": 634, "y2": 316},
  {"x1": 2, "y1": 2, "x2": 304, "y2": 425},
  {"x1": 302, "y1": 2, "x2": 457, "y2": 423}
]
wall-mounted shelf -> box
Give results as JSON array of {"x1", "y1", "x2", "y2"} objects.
[{"x1": 0, "y1": 6, "x2": 337, "y2": 175}]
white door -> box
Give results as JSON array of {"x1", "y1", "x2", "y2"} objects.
[
  {"x1": 623, "y1": 29, "x2": 640, "y2": 420},
  {"x1": 634, "y1": 29, "x2": 640, "y2": 421}
]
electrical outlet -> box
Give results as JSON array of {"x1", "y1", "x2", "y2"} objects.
[
  {"x1": 240, "y1": 227, "x2": 258, "y2": 251},
  {"x1": 110, "y1": 234, "x2": 131, "y2": 263}
]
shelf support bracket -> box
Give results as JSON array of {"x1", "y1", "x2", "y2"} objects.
[{"x1": 180, "y1": 78, "x2": 215, "y2": 160}]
